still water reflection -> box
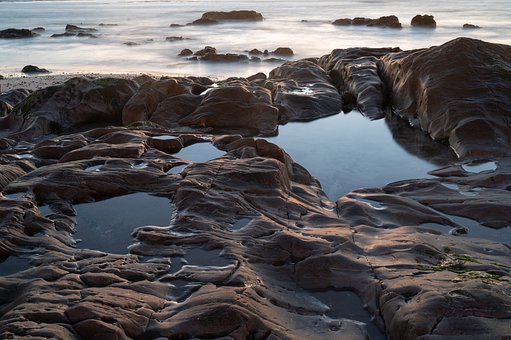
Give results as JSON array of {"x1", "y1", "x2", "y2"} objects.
[{"x1": 268, "y1": 110, "x2": 457, "y2": 199}]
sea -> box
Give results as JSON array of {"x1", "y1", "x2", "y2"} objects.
[{"x1": 1, "y1": 0, "x2": 511, "y2": 78}]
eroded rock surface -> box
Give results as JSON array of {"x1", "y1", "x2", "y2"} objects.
[
  {"x1": 1, "y1": 37, "x2": 511, "y2": 339},
  {"x1": 381, "y1": 37, "x2": 511, "y2": 159}
]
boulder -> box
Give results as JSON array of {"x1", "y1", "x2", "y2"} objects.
[
  {"x1": 200, "y1": 52, "x2": 249, "y2": 62},
  {"x1": 179, "y1": 85, "x2": 279, "y2": 135},
  {"x1": 333, "y1": 16, "x2": 401, "y2": 28},
  {"x1": 122, "y1": 78, "x2": 188, "y2": 125},
  {"x1": 194, "y1": 46, "x2": 217, "y2": 56},
  {"x1": 272, "y1": 47, "x2": 294, "y2": 56},
  {"x1": 200, "y1": 10, "x2": 263, "y2": 21},
  {"x1": 381, "y1": 37, "x2": 511, "y2": 158},
  {"x1": 65, "y1": 24, "x2": 98, "y2": 33},
  {"x1": 21, "y1": 65, "x2": 50, "y2": 74},
  {"x1": 3, "y1": 77, "x2": 138, "y2": 139},
  {"x1": 178, "y1": 48, "x2": 193, "y2": 56},
  {"x1": 411, "y1": 14, "x2": 436, "y2": 28},
  {"x1": 269, "y1": 60, "x2": 342, "y2": 122},
  {"x1": 0, "y1": 28, "x2": 37, "y2": 39},
  {"x1": 463, "y1": 23, "x2": 481, "y2": 29}
]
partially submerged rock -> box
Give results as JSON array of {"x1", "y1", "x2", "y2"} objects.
[
  {"x1": 381, "y1": 37, "x2": 511, "y2": 158},
  {"x1": 21, "y1": 65, "x2": 50, "y2": 74},
  {"x1": 411, "y1": 14, "x2": 437, "y2": 28},
  {"x1": 333, "y1": 15, "x2": 402, "y2": 28},
  {"x1": 0, "y1": 28, "x2": 38, "y2": 39}
]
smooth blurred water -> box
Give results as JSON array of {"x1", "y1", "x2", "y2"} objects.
[{"x1": 1, "y1": 0, "x2": 510, "y2": 77}]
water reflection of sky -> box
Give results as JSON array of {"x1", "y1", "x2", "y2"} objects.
[{"x1": 268, "y1": 110, "x2": 457, "y2": 200}]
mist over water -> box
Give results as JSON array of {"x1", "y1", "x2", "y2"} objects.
[{"x1": 1, "y1": 0, "x2": 510, "y2": 77}]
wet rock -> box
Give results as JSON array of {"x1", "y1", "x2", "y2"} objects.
[
  {"x1": 165, "y1": 36, "x2": 185, "y2": 42},
  {"x1": 381, "y1": 37, "x2": 511, "y2": 158},
  {"x1": 21, "y1": 65, "x2": 50, "y2": 74},
  {"x1": 333, "y1": 15, "x2": 402, "y2": 28},
  {"x1": 179, "y1": 85, "x2": 279, "y2": 135},
  {"x1": 269, "y1": 60, "x2": 343, "y2": 122},
  {"x1": 51, "y1": 24, "x2": 98, "y2": 38},
  {"x1": 2, "y1": 77, "x2": 138, "y2": 139},
  {"x1": 318, "y1": 47, "x2": 400, "y2": 118},
  {"x1": 178, "y1": 48, "x2": 193, "y2": 56},
  {"x1": 65, "y1": 24, "x2": 98, "y2": 34},
  {"x1": 463, "y1": 23, "x2": 481, "y2": 29},
  {"x1": 0, "y1": 88, "x2": 32, "y2": 107},
  {"x1": 272, "y1": 47, "x2": 294, "y2": 56},
  {"x1": 200, "y1": 10, "x2": 263, "y2": 22},
  {"x1": 122, "y1": 78, "x2": 187, "y2": 125},
  {"x1": 411, "y1": 14, "x2": 437, "y2": 28},
  {"x1": 200, "y1": 52, "x2": 249, "y2": 62},
  {"x1": 0, "y1": 28, "x2": 38, "y2": 39},
  {"x1": 194, "y1": 46, "x2": 217, "y2": 57}
]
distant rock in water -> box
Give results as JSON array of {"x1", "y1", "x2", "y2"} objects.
[
  {"x1": 31, "y1": 27, "x2": 45, "y2": 32},
  {"x1": 165, "y1": 36, "x2": 185, "y2": 42},
  {"x1": 178, "y1": 48, "x2": 193, "y2": 56},
  {"x1": 201, "y1": 10, "x2": 263, "y2": 21},
  {"x1": 21, "y1": 65, "x2": 50, "y2": 74},
  {"x1": 381, "y1": 37, "x2": 511, "y2": 158},
  {"x1": 51, "y1": 24, "x2": 99, "y2": 38},
  {"x1": 333, "y1": 15, "x2": 402, "y2": 28},
  {"x1": 272, "y1": 47, "x2": 294, "y2": 56},
  {"x1": 463, "y1": 23, "x2": 481, "y2": 29},
  {"x1": 0, "y1": 28, "x2": 38, "y2": 39},
  {"x1": 411, "y1": 14, "x2": 436, "y2": 28}
]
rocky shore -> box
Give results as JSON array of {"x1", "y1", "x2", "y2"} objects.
[{"x1": 0, "y1": 37, "x2": 510, "y2": 339}]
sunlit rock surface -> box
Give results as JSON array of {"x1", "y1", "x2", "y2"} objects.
[{"x1": 0, "y1": 37, "x2": 510, "y2": 339}]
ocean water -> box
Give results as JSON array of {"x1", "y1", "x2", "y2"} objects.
[{"x1": 1, "y1": 0, "x2": 510, "y2": 77}]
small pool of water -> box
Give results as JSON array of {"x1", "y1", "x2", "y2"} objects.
[
  {"x1": 171, "y1": 248, "x2": 231, "y2": 273},
  {"x1": 462, "y1": 161, "x2": 497, "y2": 173},
  {"x1": 152, "y1": 135, "x2": 178, "y2": 141},
  {"x1": 0, "y1": 255, "x2": 32, "y2": 276},
  {"x1": 268, "y1": 111, "x2": 457, "y2": 199},
  {"x1": 310, "y1": 290, "x2": 386, "y2": 339},
  {"x1": 228, "y1": 217, "x2": 253, "y2": 232},
  {"x1": 73, "y1": 193, "x2": 174, "y2": 254},
  {"x1": 167, "y1": 164, "x2": 187, "y2": 174},
  {"x1": 174, "y1": 142, "x2": 225, "y2": 163}
]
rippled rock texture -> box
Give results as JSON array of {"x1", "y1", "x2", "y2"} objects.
[
  {"x1": 1, "y1": 37, "x2": 511, "y2": 339},
  {"x1": 381, "y1": 37, "x2": 511, "y2": 159}
]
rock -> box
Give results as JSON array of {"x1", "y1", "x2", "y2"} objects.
[
  {"x1": 122, "y1": 78, "x2": 187, "y2": 125},
  {"x1": 65, "y1": 24, "x2": 98, "y2": 33},
  {"x1": 165, "y1": 36, "x2": 185, "y2": 42},
  {"x1": 269, "y1": 60, "x2": 343, "y2": 122},
  {"x1": 0, "y1": 28, "x2": 38, "y2": 39},
  {"x1": 32, "y1": 27, "x2": 45, "y2": 32},
  {"x1": 0, "y1": 88, "x2": 32, "y2": 106},
  {"x1": 248, "y1": 48, "x2": 264, "y2": 55},
  {"x1": 333, "y1": 16, "x2": 401, "y2": 28},
  {"x1": 318, "y1": 47, "x2": 400, "y2": 117},
  {"x1": 170, "y1": 23, "x2": 184, "y2": 28},
  {"x1": 200, "y1": 10, "x2": 263, "y2": 22},
  {"x1": 247, "y1": 72, "x2": 267, "y2": 81},
  {"x1": 272, "y1": 47, "x2": 294, "y2": 56},
  {"x1": 3, "y1": 77, "x2": 138, "y2": 139},
  {"x1": 381, "y1": 37, "x2": 511, "y2": 158},
  {"x1": 411, "y1": 14, "x2": 436, "y2": 28},
  {"x1": 178, "y1": 48, "x2": 193, "y2": 56},
  {"x1": 200, "y1": 52, "x2": 249, "y2": 62},
  {"x1": 179, "y1": 85, "x2": 279, "y2": 135},
  {"x1": 463, "y1": 23, "x2": 481, "y2": 29},
  {"x1": 190, "y1": 18, "x2": 219, "y2": 25},
  {"x1": 21, "y1": 65, "x2": 50, "y2": 74},
  {"x1": 194, "y1": 46, "x2": 217, "y2": 56},
  {"x1": 149, "y1": 93, "x2": 202, "y2": 128}
]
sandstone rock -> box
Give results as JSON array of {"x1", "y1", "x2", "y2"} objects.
[
  {"x1": 179, "y1": 85, "x2": 279, "y2": 135},
  {"x1": 272, "y1": 47, "x2": 294, "y2": 56},
  {"x1": 463, "y1": 23, "x2": 481, "y2": 29},
  {"x1": 200, "y1": 10, "x2": 263, "y2": 22},
  {"x1": 3, "y1": 77, "x2": 138, "y2": 139},
  {"x1": 269, "y1": 60, "x2": 342, "y2": 122},
  {"x1": 200, "y1": 52, "x2": 249, "y2": 62},
  {"x1": 333, "y1": 16, "x2": 401, "y2": 28},
  {"x1": 21, "y1": 65, "x2": 50, "y2": 74},
  {"x1": 381, "y1": 37, "x2": 511, "y2": 158},
  {"x1": 0, "y1": 88, "x2": 32, "y2": 107},
  {"x1": 411, "y1": 14, "x2": 436, "y2": 28},
  {"x1": 0, "y1": 28, "x2": 37, "y2": 39},
  {"x1": 122, "y1": 78, "x2": 187, "y2": 125},
  {"x1": 178, "y1": 48, "x2": 193, "y2": 56}
]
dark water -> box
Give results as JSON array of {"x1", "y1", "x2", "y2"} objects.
[{"x1": 73, "y1": 193, "x2": 174, "y2": 254}]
